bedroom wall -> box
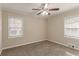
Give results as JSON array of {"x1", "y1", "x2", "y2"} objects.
[
  {"x1": 48, "y1": 7, "x2": 79, "y2": 49},
  {"x1": 0, "y1": 6, "x2": 2, "y2": 54},
  {"x1": 2, "y1": 10, "x2": 48, "y2": 49}
]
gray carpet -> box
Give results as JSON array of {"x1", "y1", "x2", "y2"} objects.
[{"x1": 1, "y1": 40, "x2": 79, "y2": 56}]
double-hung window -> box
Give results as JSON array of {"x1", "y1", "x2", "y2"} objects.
[
  {"x1": 64, "y1": 17, "x2": 79, "y2": 38},
  {"x1": 8, "y1": 16, "x2": 23, "y2": 38}
]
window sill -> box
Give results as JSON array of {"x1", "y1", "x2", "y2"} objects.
[
  {"x1": 8, "y1": 36, "x2": 23, "y2": 38},
  {"x1": 64, "y1": 35, "x2": 79, "y2": 39}
]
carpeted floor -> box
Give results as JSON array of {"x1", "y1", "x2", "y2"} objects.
[{"x1": 1, "y1": 40, "x2": 79, "y2": 56}]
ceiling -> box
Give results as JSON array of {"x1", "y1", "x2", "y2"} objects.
[{"x1": 1, "y1": 3, "x2": 79, "y2": 16}]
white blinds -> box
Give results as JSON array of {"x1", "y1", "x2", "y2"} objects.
[
  {"x1": 64, "y1": 17, "x2": 79, "y2": 38},
  {"x1": 8, "y1": 16, "x2": 23, "y2": 38}
]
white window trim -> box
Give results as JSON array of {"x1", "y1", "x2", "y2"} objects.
[
  {"x1": 64, "y1": 16, "x2": 79, "y2": 39},
  {"x1": 8, "y1": 15, "x2": 23, "y2": 38}
]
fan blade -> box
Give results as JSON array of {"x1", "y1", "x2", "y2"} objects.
[
  {"x1": 41, "y1": 3, "x2": 46, "y2": 9},
  {"x1": 41, "y1": 3, "x2": 48, "y2": 9},
  {"x1": 49, "y1": 8, "x2": 59, "y2": 11},
  {"x1": 37, "y1": 11, "x2": 42, "y2": 15},
  {"x1": 36, "y1": 10, "x2": 43, "y2": 15},
  {"x1": 32, "y1": 8, "x2": 41, "y2": 10},
  {"x1": 44, "y1": 3, "x2": 48, "y2": 9}
]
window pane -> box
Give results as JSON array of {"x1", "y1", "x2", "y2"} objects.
[
  {"x1": 64, "y1": 17, "x2": 79, "y2": 38},
  {"x1": 8, "y1": 16, "x2": 23, "y2": 38}
]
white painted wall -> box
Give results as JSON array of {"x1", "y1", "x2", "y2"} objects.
[
  {"x1": 0, "y1": 6, "x2": 2, "y2": 54},
  {"x1": 48, "y1": 7, "x2": 79, "y2": 49},
  {"x1": 2, "y1": 10, "x2": 48, "y2": 49}
]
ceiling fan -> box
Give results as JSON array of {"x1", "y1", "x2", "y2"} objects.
[{"x1": 32, "y1": 3, "x2": 59, "y2": 15}]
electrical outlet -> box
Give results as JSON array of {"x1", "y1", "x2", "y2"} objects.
[
  {"x1": 67, "y1": 44, "x2": 75, "y2": 48},
  {"x1": 72, "y1": 45, "x2": 75, "y2": 48}
]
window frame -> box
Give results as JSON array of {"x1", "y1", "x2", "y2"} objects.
[
  {"x1": 8, "y1": 15, "x2": 23, "y2": 38},
  {"x1": 64, "y1": 16, "x2": 79, "y2": 39}
]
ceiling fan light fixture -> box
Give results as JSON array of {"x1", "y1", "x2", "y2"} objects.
[
  {"x1": 41, "y1": 11, "x2": 49, "y2": 15},
  {"x1": 32, "y1": 3, "x2": 59, "y2": 16}
]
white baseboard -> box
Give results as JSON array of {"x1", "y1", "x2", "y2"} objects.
[
  {"x1": 2, "y1": 39, "x2": 46, "y2": 50},
  {"x1": 48, "y1": 40, "x2": 79, "y2": 50},
  {"x1": 2, "y1": 39, "x2": 79, "y2": 51},
  {"x1": 48, "y1": 40, "x2": 67, "y2": 47}
]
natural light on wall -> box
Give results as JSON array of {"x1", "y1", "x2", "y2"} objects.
[
  {"x1": 8, "y1": 16, "x2": 23, "y2": 38},
  {"x1": 64, "y1": 17, "x2": 79, "y2": 38}
]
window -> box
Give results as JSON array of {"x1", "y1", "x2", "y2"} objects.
[
  {"x1": 64, "y1": 17, "x2": 79, "y2": 38},
  {"x1": 8, "y1": 16, "x2": 23, "y2": 38}
]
